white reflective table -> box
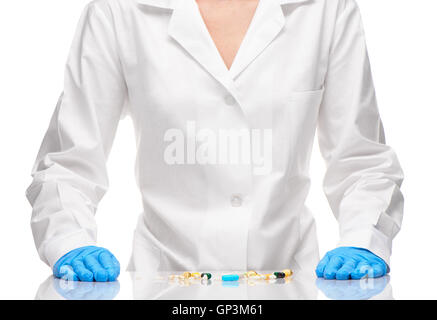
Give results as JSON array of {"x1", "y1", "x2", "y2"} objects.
[{"x1": 35, "y1": 271, "x2": 392, "y2": 300}]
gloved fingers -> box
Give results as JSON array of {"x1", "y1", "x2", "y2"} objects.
[
  {"x1": 324, "y1": 256, "x2": 344, "y2": 280},
  {"x1": 112, "y1": 256, "x2": 121, "y2": 279},
  {"x1": 71, "y1": 259, "x2": 94, "y2": 282},
  {"x1": 55, "y1": 264, "x2": 79, "y2": 281},
  {"x1": 99, "y1": 251, "x2": 120, "y2": 281},
  {"x1": 315, "y1": 254, "x2": 330, "y2": 277},
  {"x1": 84, "y1": 254, "x2": 109, "y2": 282},
  {"x1": 367, "y1": 263, "x2": 386, "y2": 278},
  {"x1": 351, "y1": 261, "x2": 372, "y2": 280},
  {"x1": 112, "y1": 255, "x2": 121, "y2": 269},
  {"x1": 335, "y1": 259, "x2": 357, "y2": 280}
]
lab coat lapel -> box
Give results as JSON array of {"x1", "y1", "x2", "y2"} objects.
[
  {"x1": 229, "y1": 0, "x2": 309, "y2": 79},
  {"x1": 135, "y1": 0, "x2": 175, "y2": 9},
  {"x1": 168, "y1": 0, "x2": 234, "y2": 92},
  {"x1": 229, "y1": 0, "x2": 285, "y2": 79}
]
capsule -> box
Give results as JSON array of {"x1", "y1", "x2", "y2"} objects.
[
  {"x1": 191, "y1": 272, "x2": 201, "y2": 278},
  {"x1": 222, "y1": 274, "x2": 239, "y2": 281},
  {"x1": 183, "y1": 272, "x2": 191, "y2": 279},
  {"x1": 201, "y1": 273, "x2": 212, "y2": 280},
  {"x1": 247, "y1": 271, "x2": 258, "y2": 278},
  {"x1": 274, "y1": 272, "x2": 286, "y2": 278},
  {"x1": 282, "y1": 269, "x2": 293, "y2": 277}
]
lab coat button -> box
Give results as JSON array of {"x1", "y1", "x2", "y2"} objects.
[
  {"x1": 225, "y1": 95, "x2": 236, "y2": 106},
  {"x1": 230, "y1": 194, "x2": 243, "y2": 207}
]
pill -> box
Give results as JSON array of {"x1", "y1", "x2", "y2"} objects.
[
  {"x1": 222, "y1": 274, "x2": 239, "y2": 281},
  {"x1": 274, "y1": 272, "x2": 286, "y2": 278},
  {"x1": 201, "y1": 273, "x2": 212, "y2": 280},
  {"x1": 247, "y1": 271, "x2": 258, "y2": 277},
  {"x1": 282, "y1": 269, "x2": 293, "y2": 277}
]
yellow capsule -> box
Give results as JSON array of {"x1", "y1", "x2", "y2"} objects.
[
  {"x1": 183, "y1": 272, "x2": 191, "y2": 279},
  {"x1": 247, "y1": 271, "x2": 258, "y2": 277},
  {"x1": 282, "y1": 269, "x2": 293, "y2": 277},
  {"x1": 191, "y1": 272, "x2": 201, "y2": 278}
]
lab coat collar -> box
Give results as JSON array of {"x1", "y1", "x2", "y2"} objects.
[
  {"x1": 142, "y1": 0, "x2": 310, "y2": 103},
  {"x1": 279, "y1": 0, "x2": 309, "y2": 4},
  {"x1": 135, "y1": 0, "x2": 310, "y2": 10},
  {"x1": 167, "y1": 0, "x2": 239, "y2": 99},
  {"x1": 229, "y1": 0, "x2": 304, "y2": 79},
  {"x1": 135, "y1": 0, "x2": 175, "y2": 9}
]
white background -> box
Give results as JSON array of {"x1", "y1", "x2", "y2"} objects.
[{"x1": 0, "y1": 0, "x2": 436, "y2": 299}]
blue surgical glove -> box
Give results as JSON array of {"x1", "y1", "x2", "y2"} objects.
[
  {"x1": 53, "y1": 246, "x2": 120, "y2": 282},
  {"x1": 316, "y1": 247, "x2": 388, "y2": 280}
]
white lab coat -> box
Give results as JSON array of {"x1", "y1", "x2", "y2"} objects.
[{"x1": 26, "y1": 0, "x2": 404, "y2": 273}]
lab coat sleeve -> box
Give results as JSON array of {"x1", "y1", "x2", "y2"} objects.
[
  {"x1": 25, "y1": 1, "x2": 127, "y2": 268},
  {"x1": 317, "y1": 0, "x2": 404, "y2": 266}
]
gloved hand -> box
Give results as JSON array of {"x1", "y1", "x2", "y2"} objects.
[
  {"x1": 315, "y1": 247, "x2": 388, "y2": 280},
  {"x1": 53, "y1": 246, "x2": 120, "y2": 282}
]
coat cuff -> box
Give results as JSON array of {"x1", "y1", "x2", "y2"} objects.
[
  {"x1": 44, "y1": 231, "x2": 96, "y2": 269},
  {"x1": 337, "y1": 226, "x2": 392, "y2": 268}
]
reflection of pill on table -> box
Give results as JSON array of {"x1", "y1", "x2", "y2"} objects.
[
  {"x1": 222, "y1": 274, "x2": 239, "y2": 281},
  {"x1": 201, "y1": 279, "x2": 212, "y2": 286},
  {"x1": 222, "y1": 280, "x2": 239, "y2": 287}
]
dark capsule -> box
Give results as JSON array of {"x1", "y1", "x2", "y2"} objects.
[
  {"x1": 201, "y1": 273, "x2": 212, "y2": 279},
  {"x1": 274, "y1": 272, "x2": 286, "y2": 278}
]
